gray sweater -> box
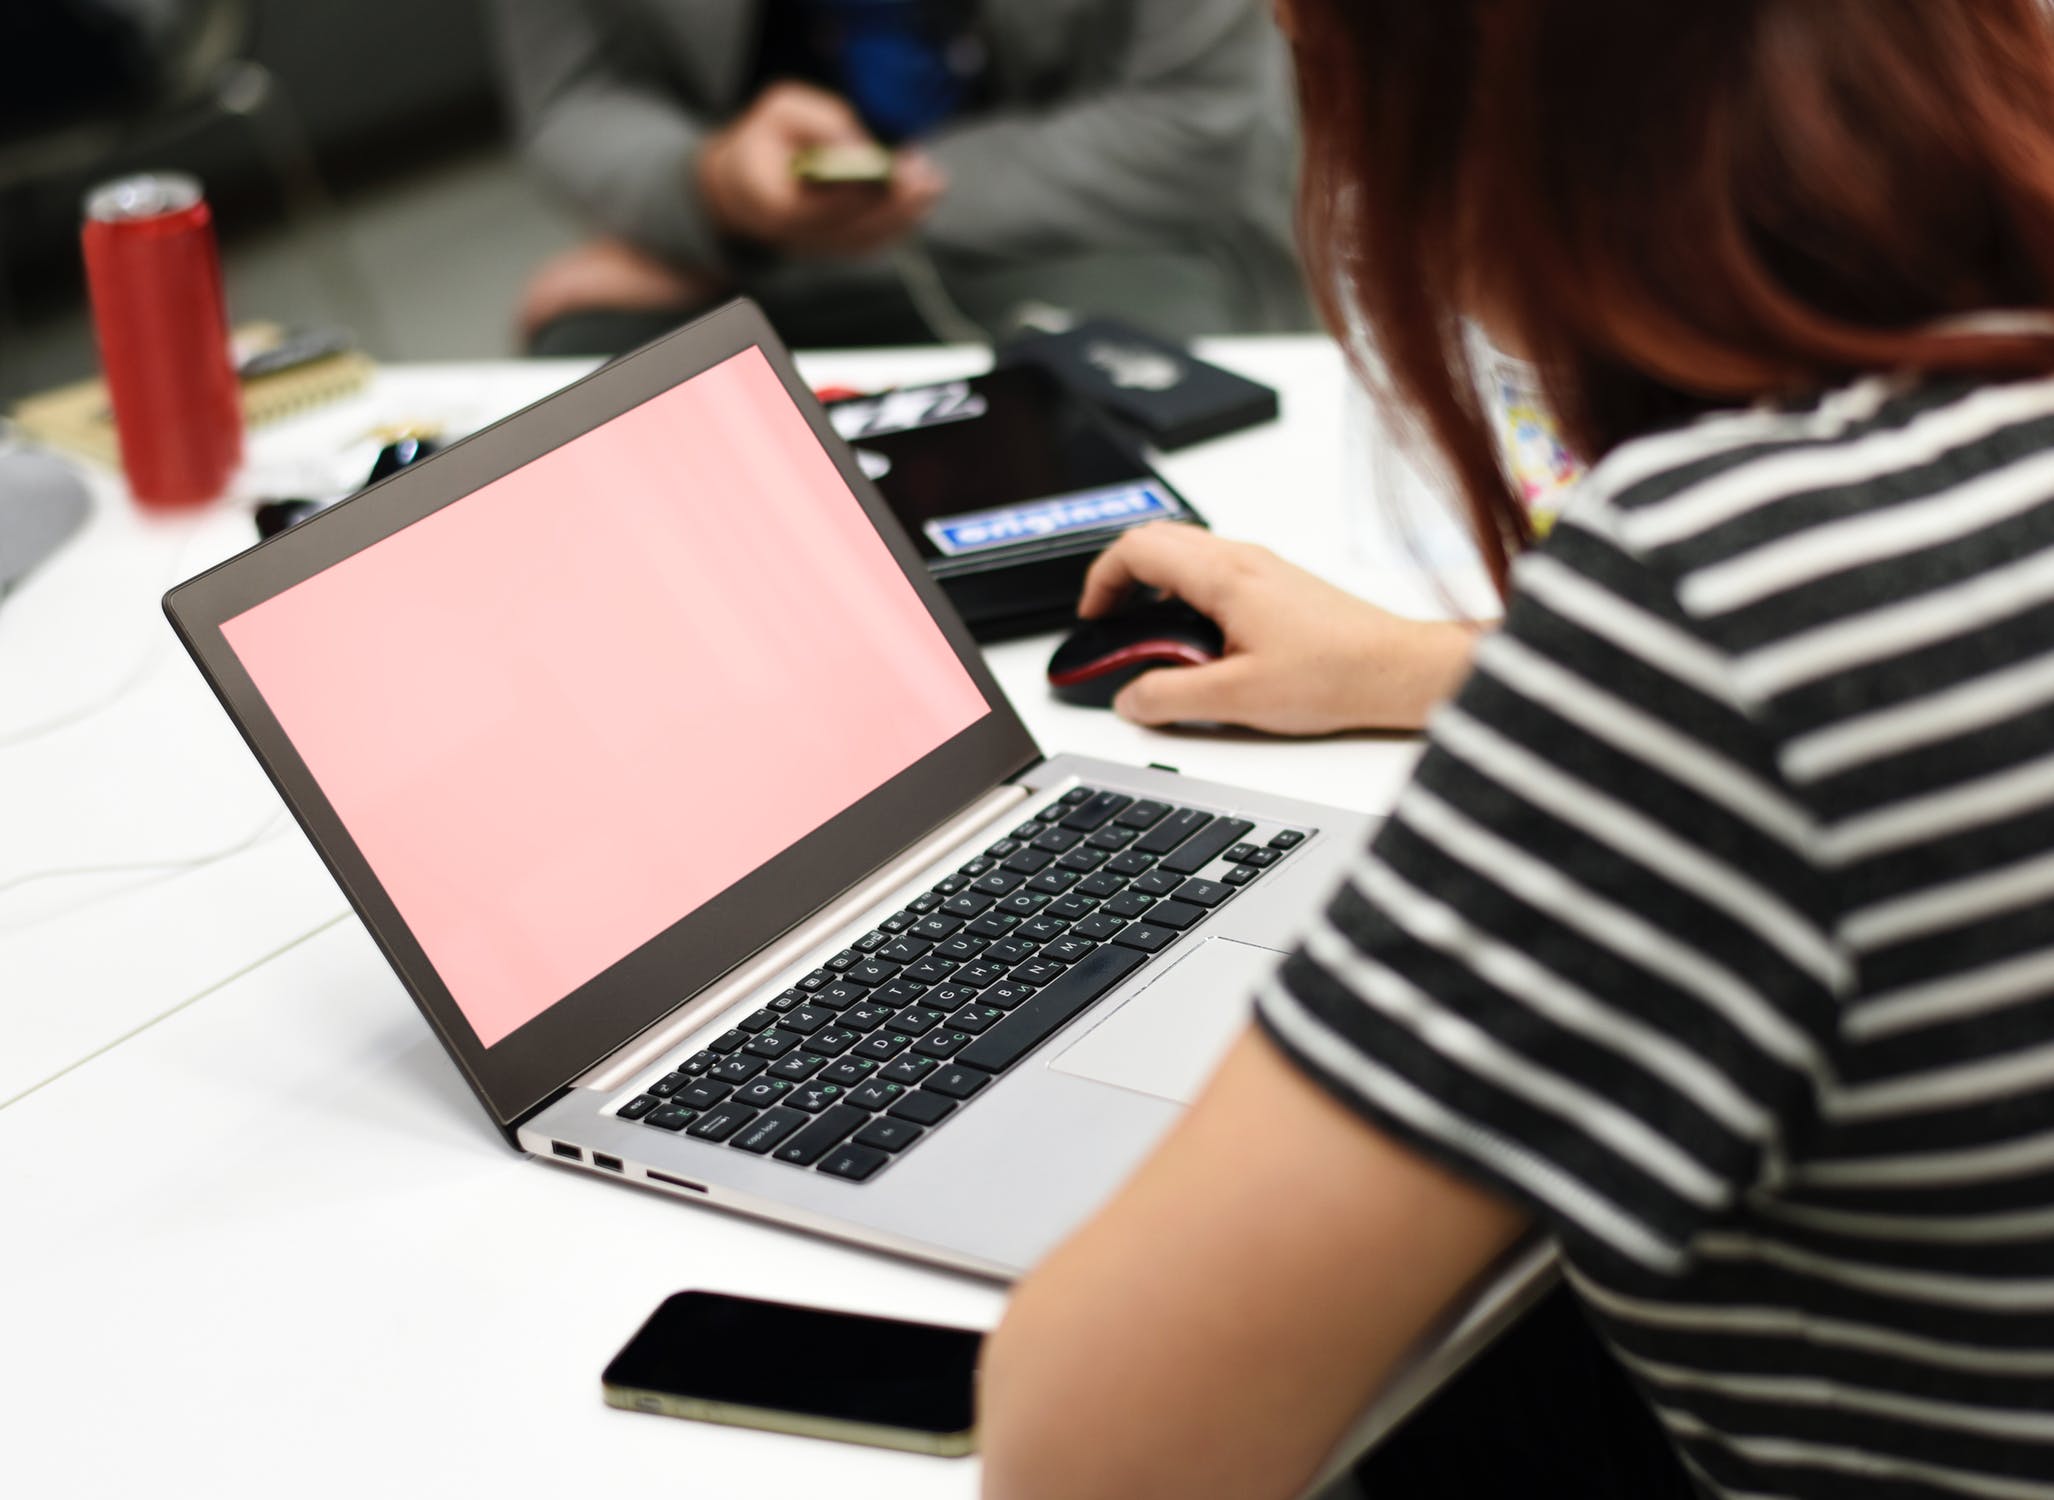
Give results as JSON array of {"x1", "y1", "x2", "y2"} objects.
[{"x1": 490, "y1": 0, "x2": 1306, "y2": 326}]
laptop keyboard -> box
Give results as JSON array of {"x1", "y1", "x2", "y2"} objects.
[{"x1": 613, "y1": 787, "x2": 1310, "y2": 1184}]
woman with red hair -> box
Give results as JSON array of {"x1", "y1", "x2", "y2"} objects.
[{"x1": 979, "y1": 3, "x2": 2054, "y2": 1496}]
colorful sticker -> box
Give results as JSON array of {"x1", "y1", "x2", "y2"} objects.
[{"x1": 925, "y1": 483, "x2": 1175, "y2": 557}]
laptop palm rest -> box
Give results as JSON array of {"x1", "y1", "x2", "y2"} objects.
[{"x1": 1048, "y1": 937, "x2": 1286, "y2": 1106}]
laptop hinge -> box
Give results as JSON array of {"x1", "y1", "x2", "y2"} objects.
[{"x1": 574, "y1": 780, "x2": 1038, "y2": 1094}]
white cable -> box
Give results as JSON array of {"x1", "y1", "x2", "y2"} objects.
[
  {"x1": 0, "y1": 808, "x2": 291, "y2": 932},
  {"x1": 891, "y1": 244, "x2": 993, "y2": 347}
]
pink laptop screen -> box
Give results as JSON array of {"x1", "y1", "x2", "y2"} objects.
[{"x1": 222, "y1": 347, "x2": 991, "y2": 1048}]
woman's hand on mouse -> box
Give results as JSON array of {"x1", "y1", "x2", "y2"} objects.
[{"x1": 1078, "y1": 523, "x2": 1486, "y2": 734}]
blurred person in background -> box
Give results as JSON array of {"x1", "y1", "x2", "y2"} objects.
[{"x1": 490, "y1": 0, "x2": 1307, "y2": 354}]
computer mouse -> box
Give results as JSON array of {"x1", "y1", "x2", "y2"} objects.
[{"x1": 1047, "y1": 597, "x2": 1226, "y2": 709}]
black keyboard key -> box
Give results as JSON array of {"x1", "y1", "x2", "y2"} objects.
[
  {"x1": 1057, "y1": 847, "x2": 1108, "y2": 873},
  {"x1": 985, "y1": 838, "x2": 1023, "y2": 860},
  {"x1": 802, "y1": 1027, "x2": 860, "y2": 1056},
  {"x1": 933, "y1": 874, "x2": 969, "y2": 895},
  {"x1": 1086, "y1": 826, "x2": 1139, "y2": 851},
  {"x1": 846, "y1": 959, "x2": 899, "y2": 987},
  {"x1": 1112, "y1": 923, "x2": 1175, "y2": 954},
  {"x1": 908, "y1": 892, "x2": 944, "y2": 914},
  {"x1": 973, "y1": 871, "x2": 1026, "y2": 898},
  {"x1": 1116, "y1": 800, "x2": 1172, "y2": 830},
  {"x1": 854, "y1": 1032, "x2": 915, "y2": 1061},
  {"x1": 984, "y1": 981, "x2": 1036, "y2": 1009},
  {"x1": 645, "y1": 1104, "x2": 698, "y2": 1132},
  {"x1": 1032, "y1": 826, "x2": 1083, "y2": 853},
  {"x1": 914, "y1": 1029, "x2": 972, "y2": 1059},
  {"x1": 997, "y1": 892, "x2": 1051, "y2": 918},
  {"x1": 936, "y1": 937, "x2": 985, "y2": 963},
  {"x1": 967, "y1": 913, "x2": 1020, "y2": 939},
  {"x1": 678, "y1": 1080, "x2": 731, "y2": 1110},
  {"x1": 817, "y1": 981, "x2": 867, "y2": 1010},
  {"x1": 1012, "y1": 821, "x2": 1046, "y2": 841},
  {"x1": 731, "y1": 1107, "x2": 807, "y2": 1154},
  {"x1": 678, "y1": 1051, "x2": 718, "y2": 1075},
  {"x1": 842, "y1": 1002, "x2": 895, "y2": 1031},
  {"x1": 905, "y1": 957, "x2": 958, "y2": 985},
  {"x1": 711, "y1": 1056, "x2": 767, "y2": 1083},
  {"x1": 876, "y1": 979, "x2": 929, "y2": 1007},
  {"x1": 647, "y1": 1072, "x2": 692, "y2": 1098},
  {"x1": 707, "y1": 1029, "x2": 748, "y2": 1054},
  {"x1": 687, "y1": 1103, "x2": 757, "y2": 1142},
  {"x1": 1242, "y1": 847, "x2": 1282, "y2": 868},
  {"x1": 1224, "y1": 865, "x2": 1260, "y2": 887},
  {"x1": 986, "y1": 937, "x2": 1038, "y2": 965},
  {"x1": 959, "y1": 856, "x2": 996, "y2": 878},
  {"x1": 1132, "y1": 870, "x2": 1183, "y2": 896},
  {"x1": 775, "y1": 1104, "x2": 867, "y2": 1164},
  {"x1": 738, "y1": 1009, "x2": 778, "y2": 1033},
  {"x1": 1136, "y1": 808, "x2": 1212, "y2": 856},
  {"x1": 1224, "y1": 843, "x2": 1261, "y2": 865},
  {"x1": 854, "y1": 930, "x2": 889, "y2": 952},
  {"x1": 1269, "y1": 830, "x2": 1307, "y2": 850},
  {"x1": 1041, "y1": 935, "x2": 1096, "y2": 964},
  {"x1": 913, "y1": 915, "x2": 962, "y2": 941},
  {"x1": 787, "y1": 1082, "x2": 848, "y2": 1114},
  {"x1": 941, "y1": 892, "x2": 994, "y2": 919},
  {"x1": 1003, "y1": 848, "x2": 1055, "y2": 875},
  {"x1": 1142, "y1": 900, "x2": 1205, "y2": 932},
  {"x1": 854, "y1": 1117, "x2": 924, "y2": 1153},
  {"x1": 616, "y1": 1093, "x2": 661, "y2": 1120},
  {"x1": 1160, "y1": 818, "x2": 1255, "y2": 875},
  {"x1": 767, "y1": 989, "x2": 804, "y2": 1014},
  {"x1": 960, "y1": 945, "x2": 1148, "y2": 1073},
  {"x1": 1034, "y1": 802, "x2": 1067, "y2": 822},
  {"x1": 1104, "y1": 890, "x2": 1157, "y2": 919},
  {"x1": 924, "y1": 984, "x2": 981, "y2": 1011},
  {"x1": 1074, "y1": 912, "x2": 1127, "y2": 941},
  {"x1": 1061, "y1": 791, "x2": 1133, "y2": 831},
  {"x1": 890, "y1": 1091, "x2": 958, "y2": 1126},
  {"x1": 889, "y1": 1005, "x2": 946, "y2": 1032},
  {"x1": 955, "y1": 961, "x2": 1007, "y2": 990},
  {"x1": 1107, "y1": 850, "x2": 1155, "y2": 875},
  {"x1": 818, "y1": 1056, "x2": 879, "y2": 1087},
  {"x1": 848, "y1": 1079, "x2": 907, "y2": 1113},
  {"x1": 734, "y1": 1079, "x2": 795, "y2": 1109},
  {"x1": 1175, "y1": 878, "x2": 1234, "y2": 908},
  {"x1": 828, "y1": 949, "x2": 862, "y2": 972},
  {"x1": 1019, "y1": 914, "x2": 1069, "y2": 942},
  {"x1": 946, "y1": 1004, "x2": 1006, "y2": 1034},
  {"x1": 881, "y1": 1055, "x2": 939, "y2": 1085},
  {"x1": 768, "y1": 1053, "x2": 826, "y2": 1080},
  {"x1": 798, "y1": 969, "x2": 834, "y2": 992},
  {"x1": 880, "y1": 912, "x2": 915, "y2": 933},
  {"x1": 926, "y1": 1064, "x2": 996, "y2": 1100},
  {"x1": 1047, "y1": 893, "x2": 1097, "y2": 920},
  {"x1": 744, "y1": 1029, "x2": 801, "y2": 1059},
  {"x1": 1011, "y1": 959, "x2": 1066, "y2": 987},
  {"x1": 818, "y1": 1144, "x2": 892, "y2": 1181},
  {"x1": 1027, "y1": 869, "x2": 1080, "y2": 896},
  {"x1": 1061, "y1": 786, "x2": 1096, "y2": 805}
]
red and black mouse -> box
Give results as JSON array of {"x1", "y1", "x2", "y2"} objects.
[{"x1": 1047, "y1": 598, "x2": 1226, "y2": 709}]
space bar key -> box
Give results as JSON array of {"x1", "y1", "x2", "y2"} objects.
[{"x1": 958, "y1": 946, "x2": 1148, "y2": 1074}]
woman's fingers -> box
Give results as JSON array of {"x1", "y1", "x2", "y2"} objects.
[
  {"x1": 1113, "y1": 656, "x2": 1261, "y2": 728},
  {"x1": 1078, "y1": 523, "x2": 1245, "y2": 621}
]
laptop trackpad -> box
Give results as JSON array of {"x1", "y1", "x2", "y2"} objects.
[{"x1": 1049, "y1": 937, "x2": 1287, "y2": 1106}]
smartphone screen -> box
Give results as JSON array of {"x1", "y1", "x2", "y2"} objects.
[{"x1": 603, "y1": 1291, "x2": 983, "y2": 1445}]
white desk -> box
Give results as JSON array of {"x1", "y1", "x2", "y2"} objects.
[{"x1": 0, "y1": 338, "x2": 1541, "y2": 1498}]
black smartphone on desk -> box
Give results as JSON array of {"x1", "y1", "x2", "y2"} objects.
[{"x1": 602, "y1": 1291, "x2": 982, "y2": 1456}]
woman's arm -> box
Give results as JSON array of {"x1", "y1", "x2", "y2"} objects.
[
  {"x1": 979, "y1": 1028, "x2": 1529, "y2": 1500},
  {"x1": 1077, "y1": 523, "x2": 1487, "y2": 733}
]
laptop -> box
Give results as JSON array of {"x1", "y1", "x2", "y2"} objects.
[{"x1": 164, "y1": 300, "x2": 1375, "y2": 1279}]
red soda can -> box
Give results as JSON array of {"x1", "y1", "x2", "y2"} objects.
[{"x1": 81, "y1": 173, "x2": 243, "y2": 507}]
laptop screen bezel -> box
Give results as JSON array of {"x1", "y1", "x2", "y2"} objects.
[{"x1": 164, "y1": 300, "x2": 1042, "y2": 1132}]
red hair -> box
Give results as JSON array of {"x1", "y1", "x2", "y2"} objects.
[{"x1": 1290, "y1": 0, "x2": 2054, "y2": 594}]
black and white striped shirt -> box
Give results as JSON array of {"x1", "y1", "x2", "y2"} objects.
[{"x1": 1261, "y1": 372, "x2": 2054, "y2": 1499}]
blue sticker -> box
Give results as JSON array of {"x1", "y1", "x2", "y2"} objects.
[{"x1": 926, "y1": 484, "x2": 1174, "y2": 557}]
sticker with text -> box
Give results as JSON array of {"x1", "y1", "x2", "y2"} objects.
[
  {"x1": 925, "y1": 484, "x2": 1175, "y2": 557},
  {"x1": 828, "y1": 382, "x2": 987, "y2": 441}
]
